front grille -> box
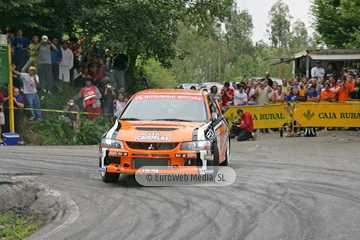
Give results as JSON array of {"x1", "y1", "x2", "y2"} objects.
[
  {"x1": 126, "y1": 142, "x2": 178, "y2": 150},
  {"x1": 133, "y1": 158, "x2": 170, "y2": 169},
  {"x1": 104, "y1": 156, "x2": 120, "y2": 165}
]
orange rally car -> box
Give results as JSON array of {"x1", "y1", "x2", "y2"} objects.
[{"x1": 99, "y1": 89, "x2": 230, "y2": 182}]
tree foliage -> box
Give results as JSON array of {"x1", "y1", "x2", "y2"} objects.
[
  {"x1": 225, "y1": 9, "x2": 254, "y2": 60},
  {"x1": 289, "y1": 20, "x2": 310, "y2": 53},
  {"x1": 311, "y1": 0, "x2": 360, "y2": 48},
  {"x1": 266, "y1": 0, "x2": 292, "y2": 49},
  {"x1": 1, "y1": 0, "x2": 234, "y2": 79}
]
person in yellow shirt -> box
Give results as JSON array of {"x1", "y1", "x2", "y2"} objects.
[{"x1": 21, "y1": 36, "x2": 39, "y2": 72}]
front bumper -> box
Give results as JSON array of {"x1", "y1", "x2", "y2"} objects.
[{"x1": 99, "y1": 147, "x2": 213, "y2": 174}]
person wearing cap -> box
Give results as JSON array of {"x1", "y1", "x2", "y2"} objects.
[
  {"x1": 33, "y1": 35, "x2": 57, "y2": 93},
  {"x1": 11, "y1": 66, "x2": 42, "y2": 121},
  {"x1": 311, "y1": 61, "x2": 325, "y2": 79}
]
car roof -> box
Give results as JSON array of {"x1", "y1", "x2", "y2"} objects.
[
  {"x1": 137, "y1": 89, "x2": 207, "y2": 96},
  {"x1": 179, "y1": 83, "x2": 199, "y2": 86}
]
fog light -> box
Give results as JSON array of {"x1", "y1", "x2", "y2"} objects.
[
  {"x1": 172, "y1": 164, "x2": 179, "y2": 168},
  {"x1": 124, "y1": 163, "x2": 130, "y2": 167}
]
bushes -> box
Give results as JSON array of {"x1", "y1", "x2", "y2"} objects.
[{"x1": 33, "y1": 116, "x2": 111, "y2": 146}]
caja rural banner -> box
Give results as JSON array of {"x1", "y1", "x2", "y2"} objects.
[
  {"x1": 293, "y1": 102, "x2": 360, "y2": 127},
  {"x1": 224, "y1": 104, "x2": 289, "y2": 129}
]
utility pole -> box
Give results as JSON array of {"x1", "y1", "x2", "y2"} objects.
[{"x1": 218, "y1": 40, "x2": 221, "y2": 82}]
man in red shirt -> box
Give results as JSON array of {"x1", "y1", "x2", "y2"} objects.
[
  {"x1": 220, "y1": 82, "x2": 234, "y2": 106},
  {"x1": 230, "y1": 109, "x2": 255, "y2": 141}
]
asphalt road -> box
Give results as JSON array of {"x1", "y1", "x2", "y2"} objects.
[{"x1": 2, "y1": 131, "x2": 360, "y2": 239}]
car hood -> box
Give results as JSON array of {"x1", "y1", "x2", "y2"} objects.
[{"x1": 116, "y1": 120, "x2": 209, "y2": 143}]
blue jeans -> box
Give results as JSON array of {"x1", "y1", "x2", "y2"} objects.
[{"x1": 25, "y1": 93, "x2": 41, "y2": 119}]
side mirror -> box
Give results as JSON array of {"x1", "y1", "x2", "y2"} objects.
[{"x1": 211, "y1": 112, "x2": 218, "y2": 120}]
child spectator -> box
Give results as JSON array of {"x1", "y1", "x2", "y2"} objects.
[
  {"x1": 285, "y1": 88, "x2": 297, "y2": 102},
  {"x1": 113, "y1": 92, "x2": 126, "y2": 113},
  {"x1": 247, "y1": 95, "x2": 259, "y2": 105}
]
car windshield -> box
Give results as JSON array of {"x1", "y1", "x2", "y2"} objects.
[{"x1": 120, "y1": 94, "x2": 208, "y2": 122}]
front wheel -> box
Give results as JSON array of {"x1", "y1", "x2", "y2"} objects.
[
  {"x1": 207, "y1": 144, "x2": 219, "y2": 176},
  {"x1": 220, "y1": 139, "x2": 230, "y2": 166},
  {"x1": 101, "y1": 168, "x2": 120, "y2": 183}
]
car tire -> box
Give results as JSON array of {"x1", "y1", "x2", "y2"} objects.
[
  {"x1": 101, "y1": 168, "x2": 120, "y2": 183},
  {"x1": 207, "y1": 143, "x2": 219, "y2": 175},
  {"x1": 221, "y1": 139, "x2": 230, "y2": 166}
]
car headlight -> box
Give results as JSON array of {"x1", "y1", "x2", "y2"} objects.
[
  {"x1": 101, "y1": 138, "x2": 124, "y2": 148},
  {"x1": 181, "y1": 140, "x2": 211, "y2": 150}
]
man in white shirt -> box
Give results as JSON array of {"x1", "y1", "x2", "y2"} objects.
[
  {"x1": 59, "y1": 41, "x2": 74, "y2": 86},
  {"x1": 311, "y1": 61, "x2": 325, "y2": 79},
  {"x1": 234, "y1": 84, "x2": 247, "y2": 106},
  {"x1": 12, "y1": 66, "x2": 42, "y2": 121}
]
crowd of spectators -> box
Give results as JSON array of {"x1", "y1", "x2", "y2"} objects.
[
  {"x1": 2, "y1": 27, "x2": 360, "y2": 139},
  {"x1": 0, "y1": 28, "x2": 152, "y2": 138},
  {"x1": 215, "y1": 64, "x2": 360, "y2": 108}
]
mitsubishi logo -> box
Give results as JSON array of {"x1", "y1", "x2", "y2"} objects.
[{"x1": 148, "y1": 144, "x2": 155, "y2": 150}]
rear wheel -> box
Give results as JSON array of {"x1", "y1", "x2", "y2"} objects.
[{"x1": 101, "y1": 168, "x2": 120, "y2": 183}]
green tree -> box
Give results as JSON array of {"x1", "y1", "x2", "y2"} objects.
[
  {"x1": 311, "y1": 0, "x2": 360, "y2": 48},
  {"x1": 0, "y1": 0, "x2": 91, "y2": 38},
  {"x1": 77, "y1": 0, "x2": 234, "y2": 80},
  {"x1": 289, "y1": 20, "x2": 309, "y2": 53},
  {"x1": 224, "y1": 9, "x2": 254, "y2": 60},
  {"x1": 266, "y1": 0, "x2": 292, "y2": 49}
]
